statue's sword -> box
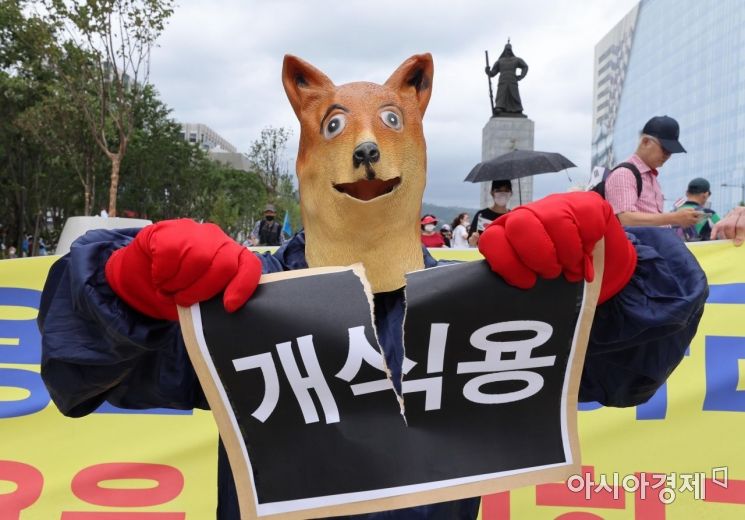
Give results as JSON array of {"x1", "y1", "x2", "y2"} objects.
[{"x1": 485, "y1": 50, "x2": 495, "y2": 116}]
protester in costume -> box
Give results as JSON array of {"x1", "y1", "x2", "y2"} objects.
[{"x1": 40, "y1": 54, "x2": 712, "y2": 520}]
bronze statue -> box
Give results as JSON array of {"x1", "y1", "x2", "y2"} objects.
[{"x1": 485, "y1": 41, "x2": 528, "y2": 117}]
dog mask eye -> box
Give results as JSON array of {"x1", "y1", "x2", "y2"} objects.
[
  {"x1": 323, "y1": 114, "x2": 347, "y2": 139},
  {"x1": 380, "y1": 110, "x2": 402, "y2": 130}
]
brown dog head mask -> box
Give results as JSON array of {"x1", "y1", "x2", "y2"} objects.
[{"x1": 282, "y1": 53, "x2": 434, "y2": 293}]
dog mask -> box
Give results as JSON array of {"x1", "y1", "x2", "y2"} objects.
[{"x1": 282, "y1": 54, "x2": 434, "y2": 293}]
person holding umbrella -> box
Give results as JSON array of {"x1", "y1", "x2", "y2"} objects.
[
  {"x1": 468, "y1": 180, "x2": 512, "y2": 246},
  {"x1": 463, "y1": 149, "x2": 576, "y2": 246}
]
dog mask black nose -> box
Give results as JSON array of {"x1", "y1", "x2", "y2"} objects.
[{"x1": 353, "y1": 142, "x2": 380, "y2": 169}]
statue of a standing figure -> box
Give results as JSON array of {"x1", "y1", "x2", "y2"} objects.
[{"x1": 485, "y1": 41, "x2": 528, "y2": 117}]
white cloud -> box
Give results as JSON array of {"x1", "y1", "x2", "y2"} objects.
[{"x1": 149, "y1": 0, "x2": 639, "y2": 208}]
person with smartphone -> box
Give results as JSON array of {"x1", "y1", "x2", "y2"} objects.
[
  {"x1": 605, "y1": 116, "x2": 702, "y2": 228},
  {"x1": 675, "y1": 178, "x2": 720, "y2": 241}
]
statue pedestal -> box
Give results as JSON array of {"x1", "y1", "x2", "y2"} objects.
[{"x1": 480, "y1": 116, "x2": 535, "y2": 209}]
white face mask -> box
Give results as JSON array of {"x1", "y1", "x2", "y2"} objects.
[
  {"x1": 423, "y1": 224, "x2": 436, "y2": 232},
  {"x1": 493, "y1": 192, "x2": 511, "y2": 207},
  {"x1": 462, "y1": 220, "x2": 470, "y2": 227}
]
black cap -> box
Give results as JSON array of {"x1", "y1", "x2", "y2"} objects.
[
  {"x1": 687, "y1": 177, "x2": 711, "y2": 194},
  {"x1": 642, "y1": 116, "x2": 686, "y2": 153}
]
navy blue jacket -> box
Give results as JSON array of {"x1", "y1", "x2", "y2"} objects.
[{"x1": 38, "y1": 226, "x2": 707, "y2": 519}]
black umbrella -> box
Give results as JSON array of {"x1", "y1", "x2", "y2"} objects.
[{"x1": 464, "y1": 149, "x2": 576, "y2": 183}]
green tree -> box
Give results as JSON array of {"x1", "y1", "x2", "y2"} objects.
[
  {"x1": 204, "y1": 163, "x2": 267, "y2": 240},
  {"x1": 0, "y1": 0, "x2": 65, "y2": 252},
  {"x1": 117, "y1": 87, "x2": 268, "y2": 236},
  {"x1": 248, "y1": 126, "x2": 292, "y2": 197},
  {"x1": 117, "y1": 84, "x2": 200, "y2": 219},
  {"x1": 1, "y1": 1, "x2": 285, "y2": 249},
  {"x1": 17, "y1": 84, "x2": 106, "y2": 216},
  {"x1": 38, "y1": 0, "x2": 175, "y2": 216},
  {"x1": 247, "y1": 126, "x2": 299, "y2": 234}
]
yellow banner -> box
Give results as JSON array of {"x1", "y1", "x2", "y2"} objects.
[
  {"x1": 1, "y1": 241, "x2": 743, "y2": 519},
  {"x1": 0, "y1": 256, "x2": 218, "y2": 518},
  {"x1": 443, "y1": 242, "x2": 745, "y2": 519}
]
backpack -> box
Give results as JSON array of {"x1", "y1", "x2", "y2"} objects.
[
  {"x1": 258, "y1": 219, "x2": 282, "y2": 246},
  {"x1": 590, "y1": 162, "x2": 643, "y2": 199}
]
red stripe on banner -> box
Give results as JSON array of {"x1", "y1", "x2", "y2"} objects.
[
  {"x1": 61, "y1": 513, "x2": 185, "y2": 519},
  {"x1": 71, "y1": 463, "x2": 184, "y2": 507},
  {"x1": 555, "y1": 513, "x2": 604, "y2": 519},
  {"x1": 0, "y1": 460, "x2": 44, "y2": 520},
  {"x1": 481, "y1": 491, "x2": 510, "y2": 519},
  {"x1": 633, "y1": 472, "x2": 666, "y2": 520},
  {"x1": 704, "y1": 478, "x2": 745, "y2": 504}
]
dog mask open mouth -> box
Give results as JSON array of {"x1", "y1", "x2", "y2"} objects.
[{"x1": 333, "y1": 177, "x2": 401, "y2": 201}]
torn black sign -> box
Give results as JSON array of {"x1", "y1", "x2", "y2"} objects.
[{"x1": 179, "y1": 260, "x2": 596, "y2": 519}]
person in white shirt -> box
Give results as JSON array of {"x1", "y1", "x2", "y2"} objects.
[{"x1": 450, "y1": 212, "x2": 470, "y2": 248}]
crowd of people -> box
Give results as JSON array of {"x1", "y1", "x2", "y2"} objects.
[
  {"x1": 419, "y1": 179, "x2": 516, "y2": 249},
  {"x1": 420, "y1": 115, "x2": 744, "y2": 249},
  {"x1": 0, "y1": 233, "x2": 48, "y2": 259},
  {"x1": 3, "y1": 115, "x2": 744, "y2": 259}
]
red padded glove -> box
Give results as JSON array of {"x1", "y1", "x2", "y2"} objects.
[
  {"x1": 105, "y1": 219, "x2": 261, "y2": 321},
  {"x1": 478, "y1": 192, "x2": 637, "y2": 304}
]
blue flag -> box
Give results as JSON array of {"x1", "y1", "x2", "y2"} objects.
[{"x1": 282, "y1": 212, "x2": 292, "y2": 237}]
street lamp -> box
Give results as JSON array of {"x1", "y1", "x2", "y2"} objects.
[{"x1": 721, "y1": 182, "x2": 745, "y2": 207}]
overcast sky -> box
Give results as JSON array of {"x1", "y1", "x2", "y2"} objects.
[{"x1": 148, "y1": 0, "x2": 639, "y2": 209}]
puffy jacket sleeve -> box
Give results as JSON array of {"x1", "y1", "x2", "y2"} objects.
[
  {"x1": 38, "y1": 228, "x2": 207, "y2": 417},
  {"x1": 38, "y1": 228, "x2": 296, "y2": 418},
  {"x1": 580, "y1": 227, "x2": 709, "y2": 407}
]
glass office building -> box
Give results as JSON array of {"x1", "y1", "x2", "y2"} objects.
[{"x1": 592, "y1": 0, "x2": 745, "y2": 214}]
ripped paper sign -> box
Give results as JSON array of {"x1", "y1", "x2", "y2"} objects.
[{"x1": 178, "y1": 258, "x2": 600, "y2": 519}]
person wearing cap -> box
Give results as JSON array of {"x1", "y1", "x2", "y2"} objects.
[
  {"x1": 420, "y1": 214, "x2": 446, "y2": 248},
  {"x1": 250, "y1": 203, "x2": 283, "y2": 246},
  {"x1": 439, "y1": 223, "x2": 452, "y2": 248},
  {"x1": 675, "y1": 178, "x2": 720, "y2": 241},
  {"x1": 605, "y1": 116, "x2": 703, "y2": 228},
  {"x1": 468, "y1": 179, "x2": 512, "y2": 246}
]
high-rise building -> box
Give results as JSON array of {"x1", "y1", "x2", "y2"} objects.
[
  {"x1": 592, "y1": 0, "x2": 745, "y2": 214},
  {"x1": 179, "y1": 123, "x2": 255, "y2": 172},
  {"x1": 180, "y1": 123, "x2": 237, "y2": 153}
]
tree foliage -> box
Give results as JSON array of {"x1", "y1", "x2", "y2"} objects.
[
  {"x1": 38, "y1": 0, "x2": 175, "y2": 216},
  {"x1": 248, "y1": 125, "x2": 299, "y2": 233},
  {"x1": 0, "y1": 0, "x2": 295, "y2": 257},
  {"x1": 249, "y1": 126, "x2": 292, "y2": 197}
]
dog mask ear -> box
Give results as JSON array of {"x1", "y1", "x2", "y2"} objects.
[
  {"x1": 282, "y1": 55, "x2": 335, "y2": 117},
  {"x1": 384, "y1": 53, "x2": 434, "y2": 116}
]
